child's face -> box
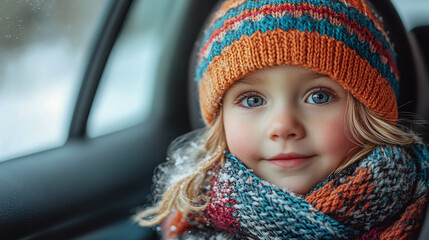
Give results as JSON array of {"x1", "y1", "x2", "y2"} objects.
[{"x1": 222, "y1": 65, "x2": 358, "y2": 194}]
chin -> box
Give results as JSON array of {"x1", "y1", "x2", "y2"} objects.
[
  {"x1": 288, "y1": 187, "x2": 309, "y2": 195},
  {"x1": 275, "y1": 181, "x2": 315, "y2": 195}
]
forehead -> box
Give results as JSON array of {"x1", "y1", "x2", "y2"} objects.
[{"x1": 234, "y1": 66, "x2": 329, "y2": 85}]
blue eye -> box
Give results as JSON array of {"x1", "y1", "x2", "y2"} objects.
[
  {"x1": 241, "y1": 96, "x2": 266, "y2": 107},
  {"x1": 307, "y1": 91, "x2": 333, "y2": 104}
]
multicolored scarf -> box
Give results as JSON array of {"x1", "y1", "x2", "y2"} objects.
[{"x1": 162, "y1": 143, "x2": 429, "y2": 239}]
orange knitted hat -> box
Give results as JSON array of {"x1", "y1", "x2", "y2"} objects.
[{"x1": 195, "y1": 0, "x2": 399, "y2": 125}]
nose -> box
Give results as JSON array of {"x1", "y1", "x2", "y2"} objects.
[{"x1": 267, "y1": 109, "x2": 305, "y2": 141}]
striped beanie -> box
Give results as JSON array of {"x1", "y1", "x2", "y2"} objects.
[{"x1": 195, "y1": 0, "x2": 400, "y2": 125}]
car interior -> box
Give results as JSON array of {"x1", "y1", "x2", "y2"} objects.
[{"x1": 0, "y1": 0, "x2": 428, "y2": 239}]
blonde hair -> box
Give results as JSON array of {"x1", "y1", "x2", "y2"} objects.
[
  {"x1": 136, "y1": 95, "x2": 415, "y2": 226},
  {"x1": 336, "y1": 94, "x2": 414, "y2": 172},
  {"x1": 135, "y1": 110, "x2": 227, "y2": 226}
]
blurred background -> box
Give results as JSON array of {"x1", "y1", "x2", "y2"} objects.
[
  {"x1": 1, "y1": 0, "x2": 429, "y2": 239},
  {"x1": 0, "y1": 1, "x2": 107, "y2": 161},
  {"x1": 1, "y1": 0, "x2": 429, "y2": 163},
  {"x1": 392, "y1": 0, "x2": 429, "y2": 30},
  {"x1": 0, "y1": 0, "x2": 185, "y2": 161}
]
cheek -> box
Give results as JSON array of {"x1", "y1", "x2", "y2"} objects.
[
  {"x1": 316, "y1": 114, "x2": 356, "y2": 161},
  {"x1": 223, "y1": 116, "x2": 258, "y2": 160}
]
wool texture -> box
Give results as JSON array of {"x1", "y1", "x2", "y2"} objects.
[
  {"x1": 195, "y1": 0, "x2": 399, "y2": 125},
  {"x1": 163, "y1": 142, "x2": 429, "y2": 239}
]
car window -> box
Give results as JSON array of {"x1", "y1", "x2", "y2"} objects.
[
  {"x1": 0, "y1": 0, "x2": 110, "y2": 161},
  {"x1": 86, "y1": 0, "x2": 190, "y2": 138},
  {"x1": 391, "y1": 0, "x2": 429, "y2": 30}
]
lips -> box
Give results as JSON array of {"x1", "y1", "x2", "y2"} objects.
[{"x1": 267, "y1": 153, "x2": 313, "y2": 168}]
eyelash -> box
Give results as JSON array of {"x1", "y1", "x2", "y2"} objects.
[
  {"x1": 234, "y1": 91, "x2": 265, "y2": 107},
  {"x1": 232, "y1": 86, "x2": 337, "y2": 108},
  {"x1": 305, "y1": 87, "x2": 337, "y2": 104}
]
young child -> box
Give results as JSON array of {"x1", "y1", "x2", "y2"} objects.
[{"x1": 136, "y1": 0, "x2": 429, "y2": 239}]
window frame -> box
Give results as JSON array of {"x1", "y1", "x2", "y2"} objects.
[{"x1": 0, "y1": 0, "x2": 220, "y2": 238}]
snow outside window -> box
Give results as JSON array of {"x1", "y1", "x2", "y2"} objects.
[{"x1": 0, "y1": 0, "x2": 108, "y2": 161}]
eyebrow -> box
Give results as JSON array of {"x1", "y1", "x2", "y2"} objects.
[
  {"x1": 236, "y1": 71, "x2": 329, "y2": 85},
  {"x1": 234, "y1": 76, "x2": 265, "y2": 86},
  {"x1": 310, "y1": 72, "x2": 330, "y2": 79}
]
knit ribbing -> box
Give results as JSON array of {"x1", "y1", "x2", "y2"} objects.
[
  {"x1": 199, "y1": 29, "x2": 397, "y2": 124},
  {"x1": 195, "y1": 0, "x2": 399, "y2": 125}
]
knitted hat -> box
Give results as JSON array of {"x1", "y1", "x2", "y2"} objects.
[{"x1": 195, "y1": 0, "x2": 399, "y2": 125}]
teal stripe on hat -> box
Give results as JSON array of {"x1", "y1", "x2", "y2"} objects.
[
  {"x1": 201, "y1": 0, "x2": 395, "y2": 63},
  {"x1": 196, "y1": 13, "x2": 399, "y2": 97}
]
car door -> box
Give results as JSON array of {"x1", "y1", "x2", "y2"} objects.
[
  {"x1": 0, "y1": 0, "x2": 217, "y2": 239},
  {"x1": 1, "y1": 0, "x2": 428, "y2": 239}
]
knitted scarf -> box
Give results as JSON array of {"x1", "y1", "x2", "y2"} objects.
[{"x1": 163, "y1": 143, "x2": 429, "y2": 240}]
